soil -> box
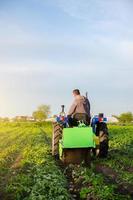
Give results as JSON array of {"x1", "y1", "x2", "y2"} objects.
[
  {"x1": 95, "y1": 164, "x2": 133, "y2": 198},
  {"x1": 0, "y1": 153, "x2": 23, "y2": 200},
  {"x1": 58, "y1": 159, "x2": 133, "y2": 200},
  {"x1": 10, "y1": 154, "x2": 23, "y2": 169}
]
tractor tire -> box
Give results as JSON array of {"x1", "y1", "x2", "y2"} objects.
[
  {"x1": 99, "y1": 130, "x2": 109, "y2": 158},
  {"x1": 99, "y1": 140, "x2": 108, "y2": 158},
  {"x1": 52, "y1": 123, "x2": 63, "y2": 158},
  {"x1": 96, "y1": 122, "x2": 109, "y2": 158}
]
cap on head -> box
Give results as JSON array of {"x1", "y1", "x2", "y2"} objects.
[{"x1": 73, "y1": 89, "x2": 80, "y2": 95}]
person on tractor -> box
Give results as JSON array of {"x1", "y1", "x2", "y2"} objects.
[{"x1": 67, "y1": 89, "x2": 91, "y2": 127}]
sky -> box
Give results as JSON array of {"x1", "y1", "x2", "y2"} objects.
[{"x1": 0, "y1": 0, "x2": 133, "y2": 117}]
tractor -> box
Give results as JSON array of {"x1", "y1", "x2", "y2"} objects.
[{"x1": 52, "y1": 105, "x2": 109, "y2": 164}]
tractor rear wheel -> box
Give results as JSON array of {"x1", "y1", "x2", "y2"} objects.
[
  {"x1": 96, "y1": 122, "x2": 109, "y2": 158},
  {"x1": 52, "y1": 123, "x2": 63, "y2": 158},
  {"x1": 99, "y1": 131, "x2": 108, "y2": 157}
]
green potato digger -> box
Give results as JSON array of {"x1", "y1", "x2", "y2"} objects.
[{"x1": 52, "y1": 105, "x2": 108, "y2": 164}]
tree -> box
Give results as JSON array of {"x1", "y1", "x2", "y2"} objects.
[
  {"x1": 113, "y1": 112, "x2": 133, "y2": 123},
  {"x1": 32, "y1": 104, "x2": 51, "y2": 121},
  {"x1": 32, "y1": 111, "x2": 47, "y2": 121},
  {"x1": 38, "y1": 105, "x2": 51, "y2": 117}
]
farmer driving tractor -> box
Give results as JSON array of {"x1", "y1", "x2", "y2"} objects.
[
  {"x1": 67, "y1": 89, "x2": 91, "y2": 127},
  {"x1": 53, "y1": 89, "x2": 109, "y2": 162}
]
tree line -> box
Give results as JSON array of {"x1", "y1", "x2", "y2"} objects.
[{"x1": 0, "y1": 104, "x2": 132, "y2": 123}]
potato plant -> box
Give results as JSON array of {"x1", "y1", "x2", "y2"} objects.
[
  {"x1": 0, "y1": 123, "x2": 133, "y2": 200},
  {"x1": 0, "y1": 122, "x2": 71, "y2": 200}
]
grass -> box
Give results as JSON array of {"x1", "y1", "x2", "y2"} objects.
[{"x1": 0, "y1": 122, "x2": 133, "y2": 200}]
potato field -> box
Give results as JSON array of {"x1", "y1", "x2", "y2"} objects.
[{"x1": 0, "y1": 122, "x2": 133, "y2": 200}]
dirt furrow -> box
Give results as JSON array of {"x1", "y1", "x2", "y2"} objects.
[{"x1": 95, "y1": 164, "x2": 133, "y2": 198}]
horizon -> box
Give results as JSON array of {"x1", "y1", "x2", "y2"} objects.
[{"x1": 0, "y1": 0, "x2": 133, "y2": 117}]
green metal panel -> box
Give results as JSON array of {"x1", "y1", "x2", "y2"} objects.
[{"x1": 61, "y1": 127, "x2": 95, "y2": 148}]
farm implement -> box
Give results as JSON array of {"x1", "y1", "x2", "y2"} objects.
[{"x1": 52, "y1": 105, "x2": 109, "y2": 164}]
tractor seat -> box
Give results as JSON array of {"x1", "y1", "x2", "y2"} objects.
[{"x1": 73, "y1": 113, "x2": 90, "y2": 126}]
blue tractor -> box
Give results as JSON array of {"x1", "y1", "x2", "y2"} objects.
[{"x1": 52, "y1": 106, "x2": 109, "y2": 164}]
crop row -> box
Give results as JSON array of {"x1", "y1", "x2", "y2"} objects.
[
  {"x1": 65, "y1": 125, "x2": 133, "y2": 200},
  {"x1": 0, "y1": 123, "x2": 133, "y2": 200},
  {"x1": 0, "y1": 122, "x2": 71, "y2": 200}
]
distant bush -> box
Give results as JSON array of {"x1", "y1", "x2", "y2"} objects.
[{"x1": 113, "y1": 112, "x2": 133, "y2": 124}]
